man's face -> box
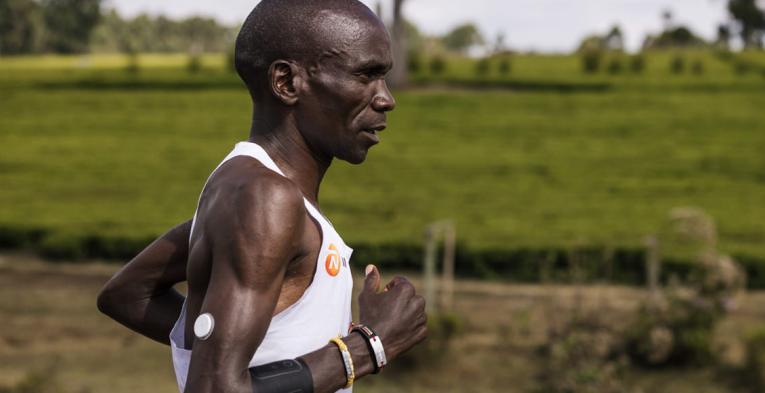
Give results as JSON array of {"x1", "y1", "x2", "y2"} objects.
[{"x1": 296, "y1": 14, "x2": 396, "y2": 165}]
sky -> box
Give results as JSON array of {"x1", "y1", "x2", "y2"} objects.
[{"x1": 104, "y1": 0, "x2": 733, "y2": 53}]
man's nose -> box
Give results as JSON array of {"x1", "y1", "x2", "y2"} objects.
[{"x1": 371, "y1": 80, "x2": 396, "y2": 112}]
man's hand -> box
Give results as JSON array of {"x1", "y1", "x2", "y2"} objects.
[{"x1": 357, "y1": 265, "x2": 428, "y2": 361}]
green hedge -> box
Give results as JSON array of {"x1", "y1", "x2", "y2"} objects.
[{"x1": 1, "y1": 224, "x2": 763, "y2": 288}]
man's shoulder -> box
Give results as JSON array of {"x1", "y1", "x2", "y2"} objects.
[
  {"x1": 206, "y1": 157, "x2": 306, "y2": 229},
  {"x1": 198, "y1": 158, "x2": 307, "y2": 286}
]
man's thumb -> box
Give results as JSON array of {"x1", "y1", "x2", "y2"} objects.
[{"x1": 364, "y1": 264, "x2": 381, "y2": 293}]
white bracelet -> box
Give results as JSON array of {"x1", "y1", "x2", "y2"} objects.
[
  {"x1": 368, "y1": 335, "x2": 387, "y2": 369},
  {"x1": 352, "y1": 324, "x2": 387, "y2": 373}
]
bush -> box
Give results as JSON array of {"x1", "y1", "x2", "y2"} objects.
[
  {"x1": 540, "y1": 307, "x2": 628, "y2": 393},
  {"x1": 581, "y1": 49, "x2": 602, "y2": 74},
  {"x1": 187, "y1": 54, "x2": 202, "y2": 74},
  {"x1": 428, "y1": 56, "x2": 446, "y2": 75},
  {"x1": 125, "y1": 52, "x2": 140, "y2": 74},
  {"x1": 714, "y1": 50, "x2": 734, "y2": 62},
  {"x1": 39, "y1": 233, "x2": 86, "y2": 260},
  {"x1": 474, "y1": 58, "x2": 490, "y2": 77},
  {"x1": 225, "y1": 46, "x2": 236, "y2": 73},
  {"x1": 35, "y1": 231, "x2": 156, "y2": 261},
  {"x1": 407, "y1": 51, "x2": 422, "y2": 74},
  {"x1": 734, "y1": 60, "x2": 752, "y2": 75},
  {"x1": 626, "y1": 253, "x2": 745, "y2": 367},
  {"x1": 607, "y1": 56, "x2": 623, "y2": 74},
  {"x1": 4, "y1": 222, "x2": 765, "y2": 289},
  {"x1": 691, "y1": 60, "x2": 705, "y2": 75},
  {"x1": 498, "y1": 57, "x2": 511, "y2": 76},
  {"x1": 0, "y1": 226, "x2": 47, "y2": 249},
  {"x1": 625, "y1": 295, "x2": 720, "y2": 367},
  {"x1": 629, "y1": 54, "x2": 645, "y2": 73},
  {"x1": 670, "y1": 55, "x2": 686, "y2": 74},
  {"x1": 743, "y1": 328, "x2": 765, "y2": 391}
]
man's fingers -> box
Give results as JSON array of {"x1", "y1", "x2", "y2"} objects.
[
  {"x1": 410, "y1": 295, "x2": 426, "y2": 312},
  {"x1": 363, "y1": 264, "x2": 381, "y2": 293},
  {"x1": 385, "y1": 276, "x2": 415, "y2": 297}
]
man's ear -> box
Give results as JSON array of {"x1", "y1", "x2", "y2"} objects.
[{"x1": 268, "y1": 60, "x2": 303, "y2": 106}]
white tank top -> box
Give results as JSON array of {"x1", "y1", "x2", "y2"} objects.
[{"x1": 169, "y1": 141, "x2": 354, "y2": 393}]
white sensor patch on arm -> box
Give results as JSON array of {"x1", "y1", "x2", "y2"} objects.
[{"x1": 194, "y1": 313, "x2": 215, "y2": 340}]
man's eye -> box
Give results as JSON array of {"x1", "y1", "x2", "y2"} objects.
[
  {"x1": 356, "y1": 68, "x2": 385, "y2": 80},
  {"x1": 356, "y1": 71, "x2": 375, "y2": 79}
]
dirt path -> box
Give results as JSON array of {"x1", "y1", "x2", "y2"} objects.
[{"x1": 1, "y1": 254, "x2": 762, "y2": 392}]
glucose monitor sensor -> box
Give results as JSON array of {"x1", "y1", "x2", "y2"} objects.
[{"x1": 194, "y1": 313, "x2": 215, "y2": 340}]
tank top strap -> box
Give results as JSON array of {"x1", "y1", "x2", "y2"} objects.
[
  {"x1": 232, "y1": 141, "x2": 343, "y2": 235},
  {"x1": 229, "y1": 141, "x2": 286, "y2": 177}
]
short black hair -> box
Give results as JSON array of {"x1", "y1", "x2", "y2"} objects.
[{"x1": 234, "y1": 0, "x2": 379, "y2": 100}]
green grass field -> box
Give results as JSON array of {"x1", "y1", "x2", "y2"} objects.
[{"x1": 0, "y1": 52, "x2": 764, "y2": 264}]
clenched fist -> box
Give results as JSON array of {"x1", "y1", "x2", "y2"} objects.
[{"x1": 358, "y1": 265, "x2": 428, "y2": 361}]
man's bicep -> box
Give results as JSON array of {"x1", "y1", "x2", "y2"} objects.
[
  {"x1": 186, "y1": 256, "x2": 284, "y2": 385},
  {"x1": 184, "y1": 240, "x2": 300, "y2": 389}
]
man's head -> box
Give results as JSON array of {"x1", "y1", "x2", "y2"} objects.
[{"x1": 236, "y1": 0, "x2": 396, "y2": 164}]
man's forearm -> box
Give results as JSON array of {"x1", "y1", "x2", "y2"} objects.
[
  {"x1": 98, "y1": 220, "x2": 192, "y2": 344},
  {"x1": 98, "y1": 287, "x2": 185, "y2": 345}
]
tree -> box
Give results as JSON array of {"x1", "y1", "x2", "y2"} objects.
[
  {"x1": 181, "y1": 16, "x2": 225, "y2": 53},
  {"x1": 717, "y1": 24, "x2": 732, "y2": 49},
  {"x1": 578, "y1": 34, "x2": 605, "y2": 52},
  {"x1": 0, "y1": 0, "x2": 44, "y2": 55},
  {"x1": 576, "y1": 25, "x2": 624, "y2": 52},
  {"x1": 492, "y1": 32, "x2": 507, "y2": 54},
  {"x1": 728, "y1": 0, "x2": 765, "y2": 48},
  {"x1": 90, "y1": 10, "x2": 235, "y2": 54},
  {"x1": 442, "y1": 23, "x2": 484, "y2": 54},
  {"x1": 41, "y1": 0, "x2": 101, "y2": 53},
  {"x1": 388, "y1": 0, "x2": 408, "y2": 88},
  {"x1": 604, "y1": 25, "x2": 624, "y2": 51},
  {"x1": 643, "y1": 26, "x2": 707, "y2": 49},
  {"x1": 404, "y1": 19, "x2": 424, "y2": 75},
  {"x1": 662, "y1": 9, "x2": 674, "y2": 31}
]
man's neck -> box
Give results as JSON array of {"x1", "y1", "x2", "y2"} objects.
[{"x1": 248, "y1": 116, "x2": 330, "y2": 205}]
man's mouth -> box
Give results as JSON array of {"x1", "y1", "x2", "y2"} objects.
[
  {"x1": 362, "y1": 124, "x2": 386, "y2": 136},
  {"x1": 361, "y1": 124, "x2": 385, "y2": 144}
]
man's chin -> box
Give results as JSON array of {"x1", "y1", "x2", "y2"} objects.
[{"x1": 339, "y1": 147, "x2": 371, "y2": 165}]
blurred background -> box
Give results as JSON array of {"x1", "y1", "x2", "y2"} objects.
[{"x1": 1, "y1": 0, "x2": 764, "y2": 392}]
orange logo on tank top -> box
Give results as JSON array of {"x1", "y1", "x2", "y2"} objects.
[{"x1": 325, "y1": 243, "x2": 341, "y2": 276}]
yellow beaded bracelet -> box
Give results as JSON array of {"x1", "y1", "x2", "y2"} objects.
[{"x1": 329, "y1": 336, "x2": 355, "y2": 389}]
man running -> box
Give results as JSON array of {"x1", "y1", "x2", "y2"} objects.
[{"x1": 97, "y1": 1, "x2": 427, "y2": 392}]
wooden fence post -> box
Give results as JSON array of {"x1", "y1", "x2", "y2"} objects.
[
  {"x1": 440, "y1": 223, "x2": 456, "y2": 311},
  {"x1": 423, "y1": 225, "x2": 438, "y2": 314},
  {"x1": 645, "y1": 235, "x2": 661, "y2": 299}
]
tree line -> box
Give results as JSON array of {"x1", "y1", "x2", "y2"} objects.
[
  {"x1": 0, "y1": 0, "x2": 235, "y2": 55},
  {"x1": 1, "y1": 0, "x2": 763, "y2": 57}
]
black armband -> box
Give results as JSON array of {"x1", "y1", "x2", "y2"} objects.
[{"x1": 249, "y1": 358, "x2": 314, "y2": 393}]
